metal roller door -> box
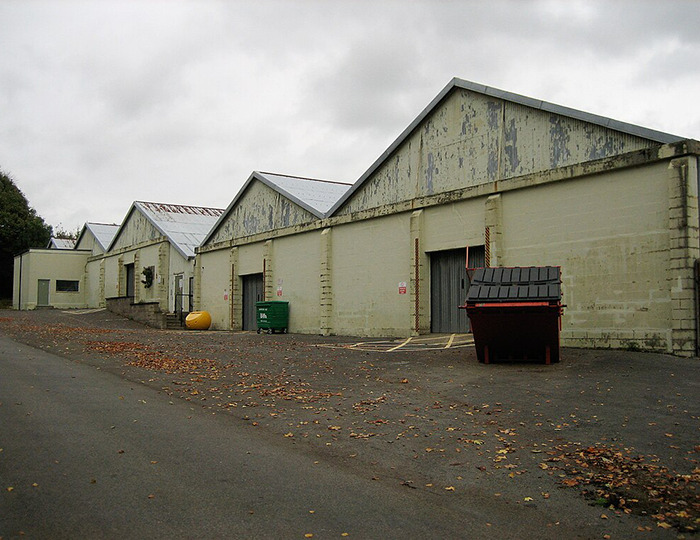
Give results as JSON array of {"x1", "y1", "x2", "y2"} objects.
[
  {"x1": 242, "y1": 273, "x2": 264, "y2": 331},
  {"x1": 430, "y1": 246, "x2": 485, "y2": 333}
]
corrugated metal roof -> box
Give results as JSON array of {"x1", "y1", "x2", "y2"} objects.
[
  {"x1": 256, "y1": 172, "x2": 352, "y2": 216},
  {"x1": 85, "y1": 222, "x2": 120, "y2": 251},
  {"x1": 466, "y1": 266, "x2": 562, "y2": 303},
  {"x1": 132, "y1": 201, "x2": 225, "y2": 259},
  {"x1": 327, "y1": 77, "x2": 686, "y2": 216},
  {"x1": 48, "y1": 237, "x2": 76, "y2": 249},
  {"x1": 202, "y1": 171, "x2": 351, "y2": 247}
]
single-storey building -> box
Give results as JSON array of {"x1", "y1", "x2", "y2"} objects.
[
  {"x1": 102, "y1": 201, "x2": 224, "y2": 327},
  {"x1": 197, "y1": 171, "x2": 352, "y2": 331},
  {"x1": 196, "y1": 78, "x2": 700, "y2": 357},
  {"x1": 13, "y1": 203, "x2": 224, "y2": 330},
  {"x1": 13, "y1": 222, "x2": 119, "y2": 310}
]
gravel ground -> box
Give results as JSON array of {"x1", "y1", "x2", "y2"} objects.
[{"x1": 1, "y1": 308, "x2": 698, "y2": 538}]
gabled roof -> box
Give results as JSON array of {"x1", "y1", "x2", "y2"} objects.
[
  {"x1": 75, "y1": 222, "x2": 120, "y2": 252},
  {"x1": 202, "y1": 171, "x2": 352, "y2": 246},
  {"x1": 47, "y1": 237, "x2": 76, "y2": 249},
  {"x1": 327, "y1": 77, "x2": 685, "y2": 216},
  {"x1": 110, "y1": 201, "x2": 225, "y2": 259}
]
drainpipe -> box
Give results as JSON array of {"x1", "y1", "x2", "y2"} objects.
[
  {"x1": 18, "y1": 252, "x2": 23, "y2": 310},
  {"x1": 695, "y1": 259, "x2": 700, "y2": 357}
]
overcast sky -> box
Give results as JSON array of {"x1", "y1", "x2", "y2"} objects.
[{"x1": 2, "y1": 0, "x2": 699, "y2": 233}]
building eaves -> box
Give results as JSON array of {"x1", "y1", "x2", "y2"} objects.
[
  {"x1": 256, "y1": 172, "x2": 351, "y2": 217},
  {"x1": 47, "y1": 237, "x2": 76, "y2": 249},
  {"x1": 108, "y1": 201, "x2": 225, "y2": 259},
  {"x1": 201, "y1": 171, "x2": 351, "y2": 247},
  {"x1": 327, "y1": 77, "x2": 686, "y2": 216},
  {"x1": 85, "y1": 222, "x2": 120, "y2": 251}
]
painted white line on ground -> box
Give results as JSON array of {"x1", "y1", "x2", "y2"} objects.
[{"x1": 386, "y1": 337, "x2": 413, "y2": 352}]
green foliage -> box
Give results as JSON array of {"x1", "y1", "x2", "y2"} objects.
[
  {"x1": 53, "y1": 225, "x2": 81, "y2": 240},
  {"x1": 0, "y1": 170, "x2": 53, "y2": 299}
]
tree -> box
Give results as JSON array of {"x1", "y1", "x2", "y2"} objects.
[
  {"x1": 0, "y1": 170, "x2": 53, "y2": 299},
  {"x1": 53, "y1": 224, "x2": 81, "y2": 240}
]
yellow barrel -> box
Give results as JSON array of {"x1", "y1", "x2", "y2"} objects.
[{"x1": 185, "y1": 311, "x2": 212, "y2": 330}]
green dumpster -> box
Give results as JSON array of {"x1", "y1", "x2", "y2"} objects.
[{"x1": 256, "y1": 301, "x2": 289, "y2": 334}]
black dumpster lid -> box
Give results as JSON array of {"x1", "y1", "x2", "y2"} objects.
[{"x1": 466, "y1": 266, "x2": 561, "y2": 303}]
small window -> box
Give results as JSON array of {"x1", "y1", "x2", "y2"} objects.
[{"x1": 56, "y1": 280, "x2": 80, "y2": 292}]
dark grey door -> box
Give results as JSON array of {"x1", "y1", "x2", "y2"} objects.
[
  {"x1": 430, "y1": 249, "x2": 469, "y2": 333},
  {"x1": 174, "y1": 274, "x2": 183, "y2": 314},
  {"x1": 430, "y1": 245, "x2": 485, "y2": 333},
  {"x1": 242, "y1": 273, "x2": 264, "y2": 331},
  {"x1": 125, "y1": 264, "x2": 135, "y2": 298}
]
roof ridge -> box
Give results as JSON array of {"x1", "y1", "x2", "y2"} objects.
[
  {"x1": 257, "y1": 171, "x2": 352, "y2": 186},
  {"x1": 134, "y1": 200, "x2": 225, "y2": 212}
]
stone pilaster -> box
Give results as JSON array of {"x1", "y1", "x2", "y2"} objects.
[
  {"x1": 667, "y1": 157, "x2": 700, "y2": 356},
  {"x1": 117, "y1": 256, "x2": 124, "y2": 297},
  {"x1": 133, "y1": 252, "x2": 141, "y2": 303},
  {"x1": 193, "y1": 255, "x2": 202, "y2": 311},
  {"x1": 98, "y1": 260, "x2": 106, "y2": 307},
  {"x1": 158, "y1": 243, "x2": 170, "y2": 312},
  {"x1": 263, "y1": 240, "x2": 273, "y2": 301},
  {"x1": 484, "y1": 194, "x2": 503, "y2": 266}
]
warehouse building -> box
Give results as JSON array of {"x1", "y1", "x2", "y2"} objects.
[
  {"x1": 101, "y1": 201, "x2": 224, "y2": 327},
  {"x1": 13, "y1": 203, "x2": 224, "y2": 330},
  {"x1": 13, "y1": 222, "x2": 119, "y2": 310},
  {"x1": 197, "y1": 78, "x2": 700, "y2": 357}
]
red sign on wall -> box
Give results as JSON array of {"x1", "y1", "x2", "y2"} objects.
[{"x1": 398, "y1": 281, "x2": 407, "y2": 294}]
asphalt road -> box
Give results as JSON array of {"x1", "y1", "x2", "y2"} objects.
[
  {"x1": 1, "y1": 311, "x2": 694, "y2": 539},
  {"x1": 1, "y1": 334, "x2": 485, "y2": 539},
  {"x1": 0, "y1": 333, "x2": 584, "y2": 540}
]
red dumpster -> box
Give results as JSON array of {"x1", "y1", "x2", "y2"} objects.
[{"x1": 462, "y1": 267, "x2": 563, "y2": 364}]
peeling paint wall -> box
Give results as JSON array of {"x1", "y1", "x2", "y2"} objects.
[
  {"x1": 338, "y1": 90, "x2": 658, "y2": 215},
  {"x1": 111, "y1": 211, "x2": 160, "y2": 251},
  {"x1": 207, "y1": 180, "x2": 318, "y2": 245}
]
